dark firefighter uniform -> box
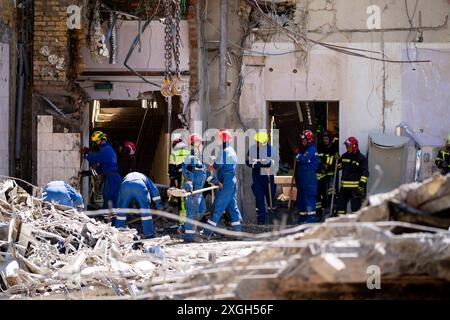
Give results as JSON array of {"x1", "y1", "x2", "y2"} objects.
[
  {"x1": 317, "y1": 140, "x2": 338, "y2": 215},
  {"x1": 336, "y1": 143, "x2": 369, "y2": 215}
]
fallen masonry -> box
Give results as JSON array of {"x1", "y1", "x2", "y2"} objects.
[{"x1": 0, "y1": 174, "x2": 450, "y2": 299}]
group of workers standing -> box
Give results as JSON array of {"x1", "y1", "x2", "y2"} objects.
[{"x1": 41, "y1": 127, "x2": 450, "y2": 242}]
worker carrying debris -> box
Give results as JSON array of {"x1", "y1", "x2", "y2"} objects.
[
  {"x1": 317, "y1": 131, "x2": 339, "y2": 218},
  {"x1": 295, "y1": 130, "x2": 320, "y2": 224},
  {"x1": 168, "y1": 134, "x2": 190, "y2": 220},
  {"x1": 435, "y1": 133, "x2": 450, "y2": 175},
  {"x1": 336, "y1": 136, "x2": 369, "y2": 216},
  {"x1": 203, "y1": 129, "x2": 243, "y2": 237},
  {"x1": 246, "y1": 131, "x2": 279, "y2": 224},
  {"x1": 180, "y1": 133, "x2": 208, "y2": 242},
  {"x1": 42, "y1": 180, "x2": 84, "y2": 209},
  {"x1": 80, "y1": 130, "x2": 121, "y2": 209},
  {"x1": 115, "y1": 172, "x2": 163, "y2": 239}
]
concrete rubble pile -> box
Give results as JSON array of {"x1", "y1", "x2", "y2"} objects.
[
  {"x1": 0, "y1": 179, "x2": 172, "y2": 298},
  {"x1": 142, "y1": 174, "x2": 450, "y2": 299},
  {"x1": 1, "y1": 174, "x2": 450, "y2": 299}
]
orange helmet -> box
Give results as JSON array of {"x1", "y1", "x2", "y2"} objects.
[
  {"x1": 188, "y1": 133, "x2": 203, "y2": 145},
  {"x1": 218, "y1": 129, "x2": 232, "y2": 143},
  {"x1": 301, "y1": 130, "x2": 314, "y2": 143}
]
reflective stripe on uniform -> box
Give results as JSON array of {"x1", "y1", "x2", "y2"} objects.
[
  {"x1": 342, "y1": 180, "x2": 359, "y2": 188},
  {"x1": 342, "y1": 159, "x2": 351, "y2": 163},
  {"x1": 206, "y1": 176, "x2": 213, "y2": 183},
  {"x1": 360, "y1": 176, "x2": 368, "y2": 183},
  {"x1": 152, "y1": 196, "x2": 161, "y2": 201},
  {"x1": 306, "y1": 211, "x2": 316, "y2": 215},
  {"x1": 141, "y1": 216, "x2": 152, "y2": 221},
  {"x1": 231, "y1": 221, "x2": 241, "y2": 226},
  {"x1": 299, "y1": 212, "x2": 307, "y2": 216},
  {"x1": 185, "y1": 229, "x2": 196, "y2": 234},
  {"x1": 207, "y1": 220, "x2": 217, "y2": 226},
  {"x1": 116, "y1": 216, "x2": 127, "y2": 221}
]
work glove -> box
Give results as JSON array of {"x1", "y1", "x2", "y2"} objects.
[
  {"x1": 80, "y1": 147, "x2": 89, "y2": 155},
  {"x1": 252, "y1": 159, "x2": 262, "y2": 169},
  {"x1": 80, "y1": 170, "x2": 93, "y2": 177},
  {"x1": 357, "y1": 186, "x2": 365, "y2": 196}
]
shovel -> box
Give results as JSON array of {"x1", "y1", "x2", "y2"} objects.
[{"x1": 167, "y1": 185, "x2": 219, "y2": 198}]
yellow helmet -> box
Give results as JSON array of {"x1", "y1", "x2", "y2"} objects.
[
  {"x1": 91, "y1": 130, "x2": 106, "y2": 142},
  {"x1": 254, "y1": 131, "x2": 269, "y2": 144}
]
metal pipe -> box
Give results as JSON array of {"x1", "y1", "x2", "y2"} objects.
[
  {"x1": 218, "y1": 0, "x2": 227, "y2": 102},
  {"x1": 109, "y1": 13, "x2": 117, "y2": 64},
  {"x1": 14, "y1": 44, "x2": 25, "y2": 160}
]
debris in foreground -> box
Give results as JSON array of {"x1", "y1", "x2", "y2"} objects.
[{"x1": 1, "y1": 175, "x2": 450, "y2": 299}]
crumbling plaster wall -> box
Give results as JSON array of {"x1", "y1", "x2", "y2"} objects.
[{"x1": 239, "y1": 0, "x2": 450, "y2": 161}]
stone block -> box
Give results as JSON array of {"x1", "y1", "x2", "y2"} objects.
[
  {"x1": 40, "y1": 133, "x2": 53, "y2": 151},
  {"x1": 52, "y1": 167, "x2": 66, "y2": 181},
  {"x1": 38, "y1": 167, "x2": 53, "y2": 187},
  {"x1": 52, "y1": 133, "x2": 66, "y2": 150},
  {"x1": 52, "y1": 150, "x2": 64, "y2": 167},
  {"x1": 37, "y1": 115, "x2": 53, "y2": 133},
  {"x1": 64, "y1": 151, "x2": 79, "y2": 168}
]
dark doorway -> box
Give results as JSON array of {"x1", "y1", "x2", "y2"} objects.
[{"x1": 268, "y1": 101, "x2": 340, "y2": 175}]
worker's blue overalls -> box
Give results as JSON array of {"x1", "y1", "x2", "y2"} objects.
[
  {"x1": 295, "y1": 143, "x2": 319, "y2": 223},
  {"x1": 115, "y1": 172, "x2": 163, "y2": 237},
  {"x1": 181, "y1": 148, "x2": 207, "y2": 242},
  {"x1": 84, "y1": 142, "x2": 121, "y2": 209},
  {"x1": 203, "y1": 143, "x2": 242, "y2": 237},
  {"x1": 42, "y1": 181, "x2": 84, "y2": 208},
  {"x1": 246, "y1": 143, "x2": 278, "y2": 224}
]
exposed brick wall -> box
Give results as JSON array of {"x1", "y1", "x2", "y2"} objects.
[
  {"x1": 33, "y1": 0, "x2": 70, "y2": 91},
  {"x1": 33, "y1": 0, "x2": 85, "y2": 94},
  {"x1": 187, "y1": 0, "x2": 199, "y2": 98}
]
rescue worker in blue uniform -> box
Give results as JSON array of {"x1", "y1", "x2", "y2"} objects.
[
  {"x1": 336, "y1": 136, "x2": 369, "y2": 215},
  {"x1": 181, "y1": 133, "x2": 207, "y2": 242},
  {"x1": 245, "y1": 131, "x2": 278, "y2": 224},
  {"x1": 81, "y1": 131, "x2": 121, "y2": 209},
  {"x1": 203, "y1": 129, "x2": 243, "y2": 237},
  {"x1": 42, "y1": 181, "x2": 84, "y2": 208},
  {"x1": 295, "y1": 130, "x2": 319, "y2": 224},
  {"x1": 115, "y1": 172, "x2": 163, "y2": 239}
]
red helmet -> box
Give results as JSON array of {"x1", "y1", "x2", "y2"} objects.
[
  {"x1": 188, "y1": 133, "x2": 203, "y2": 145},
  {"x1": 344, "y1": 136, "x2": 359, "y2": 148},
  {"x1": 301, "y1": 130, "x2": 314, "y2": 143},
  {"x1": 218, "y1": 129, "x2": 232, "y2": 143},
  {"x1": 171, "y1": 138, "x2": 182, "y2": 148}
]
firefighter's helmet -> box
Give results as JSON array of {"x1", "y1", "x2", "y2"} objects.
[
  {"x1": 344, "y1": 136, "x2": 359, "y2": 148},
  {"x1": 254, "y1": 131, "x2": 269, "y2": 144},
  {"x1": 188, "y1": 133, "x2": 203, "y2": 145},
  {"x1": 301, "y1": 130, "x2": 314, "y2": 143},
  {"x1": 218, "y1": 129, "x2": 232, "y2": 143}
]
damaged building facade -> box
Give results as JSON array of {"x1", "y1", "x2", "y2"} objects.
[{"x1": 1, "y1": 0, "x2": 449, "y2": 221}]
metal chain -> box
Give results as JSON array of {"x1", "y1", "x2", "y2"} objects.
[
  {"x1": 174, "y1": 0, "x2": 181, "y2": 79},
  {"x1": 164, "y1": 0, "x2": 173, "y2": 81}
]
